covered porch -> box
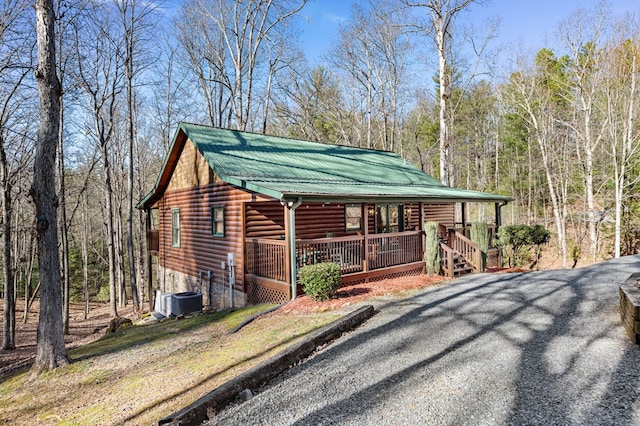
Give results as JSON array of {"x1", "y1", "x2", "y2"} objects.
[{"x1": 243, "y1": 199, "x2": 507, "y2": 302}]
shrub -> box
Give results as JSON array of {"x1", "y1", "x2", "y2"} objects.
[
  {"x1": 298, "y1": 262, "x2": 341, "y2": 301},
  {"x1": 494, "y1": 224, "x2": 551, "y2": 268},
  {"x1": 424, "y1": 221, "x2": 440, "y2": 276},
  {"x1": 470, "y1": 222, "x2": 489, "y2": 271}
]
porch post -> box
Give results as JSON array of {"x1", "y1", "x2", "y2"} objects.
[
  {"x1": 461, "y1": 202, "x2": 467, "y2": 227},
  {"x1": 283, "y1": 198, "x2": 302, "y2": 300},
  {"x1": 419, "y1": 202, "x2": 425, "y2": 255},
  {"x1": 362, "y1": 203, "x2": 369, "y2": 272},
  {"x1": 495, "y1": 202, "x2": 502, "y2": 228}
]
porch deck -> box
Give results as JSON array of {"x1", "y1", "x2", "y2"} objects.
[{"x1": 245, "y1": 230, "x2": 425, "y2": 299}]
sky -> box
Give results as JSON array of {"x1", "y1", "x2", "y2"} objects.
[{"x1": 299, "y1": 0, "x2": 640, "y2": 64}]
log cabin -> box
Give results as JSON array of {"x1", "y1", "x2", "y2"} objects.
[{"x1": 138, "y1": 122, "x2": 511, "y2": 309}]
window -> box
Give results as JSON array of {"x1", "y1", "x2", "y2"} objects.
[
  {"x1": 171, "y1": 209, "x2": 181, "y2": 247},
  {"x1": 375, "y1": 204, "x2": 404, "y2": 233},
  {"x1": 211, "y1": 205, "x2": 225, "y2": 237},
  {"x1": 345, "y1": 204, "x2": 362, "y2": 232}
]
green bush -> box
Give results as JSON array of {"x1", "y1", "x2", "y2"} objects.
[
  {"x1": 298, "y1": 262, "x2": 341, "y2": 301},
  {"x1": 95, "y1": 284, "x2": 110, "y2": 302},
  {"x1": 494, "y1": 224, "x2": 551, "y2": 268},
  {"x1": 424, "y1": 221, "x2": 441, "y2": 276}
]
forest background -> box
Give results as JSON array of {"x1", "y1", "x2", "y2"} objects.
[{"x1": 1, "y1": 0, "x2": 640, "y2": 353}]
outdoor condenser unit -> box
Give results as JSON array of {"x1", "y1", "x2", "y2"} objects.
[
  {"x1": 169, "y1": 291, "x2": 203, "y2": 317},
  {"x1": 155, "y1": 291, "x2": 174, "y2": 317}
]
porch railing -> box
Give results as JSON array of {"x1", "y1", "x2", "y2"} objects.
[
  {"x1": 368, "y1": 231, "x2": 423, "y2": 270},
  {"x1": 449, "y1": 232, "x2": 481, "y2": 272},
  {"x1": 247, "y1": 230, "x2": 424, "y2": 281},
  {"x1": 296, "y1": 235, "x2": 364, "y2": 274},
  {"x1": 439, "y1": 243, "x2": 455, "y2": 277},
  {"x1": 454, "y1": 224, "x2": 497, "y2": 247},
  {"x1": 246, "y1": 238, "x2": 287, "y2": 282}
]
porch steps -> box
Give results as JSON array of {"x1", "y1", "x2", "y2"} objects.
[{"x1": 452, "y1": 252, "x2": 473, "y2": 277}]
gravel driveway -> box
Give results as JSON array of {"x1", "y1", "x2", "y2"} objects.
[{"x1": 212, "y1": 255, "x2": 640, "y2": 425}]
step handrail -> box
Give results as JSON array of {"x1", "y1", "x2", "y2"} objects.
[
  {"x1": 438, "y1": 241, "x2": 455, "y2": 278},
  {"x1": 449, "y1": 231, "x2": 482, "y2": 272}
]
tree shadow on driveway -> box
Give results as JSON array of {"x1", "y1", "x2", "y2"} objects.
[{"x1": 215, "y1": 256, "x2": 640, "y2": 425}]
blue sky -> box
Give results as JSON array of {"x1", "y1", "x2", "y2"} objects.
[{"x1": 299, "y1": 0, "x2": 640, "y2": 64}]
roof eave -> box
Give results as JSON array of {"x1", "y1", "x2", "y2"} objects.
[{"x1": 277, "y1": 191, "x2": 512, "y2": 204}]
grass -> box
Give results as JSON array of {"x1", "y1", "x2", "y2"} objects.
[{"x1": 0, "y1": 305, "x2": 340, "y2": 425}]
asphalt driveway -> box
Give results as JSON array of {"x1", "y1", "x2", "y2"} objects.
[{"x1": 212, "y1": 255, "x2": 640, "y2": 425}]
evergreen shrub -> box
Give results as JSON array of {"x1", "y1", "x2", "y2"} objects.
[
  {"x1": 299, "y1": 262, "x2": 341, "y2": 301},
  {"x1": 424, "y1": 221, "x2": 441, "y2": 276}
]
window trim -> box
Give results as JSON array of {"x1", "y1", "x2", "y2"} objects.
[
  {"x1": 211, "y1": 205, "x2": 225, "y2": 237},
  {"x1": 345, "y1": 204, "x2": 362, "y2": 232},
  {"x1": 171, "y1": 208, "x2": 181, "y2": 247}
]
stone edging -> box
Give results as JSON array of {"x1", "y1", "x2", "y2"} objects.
[
  {"x1": 158, "y1": 304, "x2": 376, "y2": 426},
  {"x1": 619, "y1": 272, "x2": 640, "y2": 345}
]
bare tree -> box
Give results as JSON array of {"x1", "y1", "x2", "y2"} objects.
[
  {"x1": 557, "y1": 5, "x2": 610, "y2": 261},
  {"x1": 177, "y1": 0, "x2": 307, "y2": 131},
  {"x1": 75, "y1": 3, "x2": 125, "y2": 317},
  {"x1": 33, "y1": 0, "x2": 69, "y2": 371},
  {"x1": 115, "y1": 0, "x2": 160, "y2": 313},
  {"x1": 603, "y1": 22, "x2": 640, "y2": 257},
  {"x1": 402, "y1": 0, "x2": 485, "y2": 185},
  {"x1": 0, "y1": 0, "x2": 33, "y2": 351},
  {"x1": 503, "y1": 49, "x2": 573, "y2": 267},
  {"x1": 329, "y1": 1, "x2": 412, "y2": 150}
]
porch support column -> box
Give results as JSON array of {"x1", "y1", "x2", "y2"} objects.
[
  {"x1": 461, "y1": 202, "x2": 467, "y2": 227},
  {"x1": 419, "y1": 202, "x2": 425, "y2": 256},
  {"x1": 362, "y1": 203, "x2": 369, "y2": 272},
  {"x1": 283, "y1": 198, "x2": 302, "y2": 300}
]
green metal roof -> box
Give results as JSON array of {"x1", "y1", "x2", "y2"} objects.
[{"x1": 138, "y1": 122, "x2": 511, "y2": 208}]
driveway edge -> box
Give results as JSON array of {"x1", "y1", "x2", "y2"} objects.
[{"x1": 158, "y1": 304, "x2": 375, "y2": 426}]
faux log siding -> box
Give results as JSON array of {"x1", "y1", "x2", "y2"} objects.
[
  {"x1": 246, "y1": 201, "x2": 363, "y2": 239},
  {"x1": 422, "y1": 203, "x2": 455, "y2": 229},
  {"x1": 246, "y1": 201, "x2": 455, "y2": 239},
  {"x1": 245, "y1": 201, "x2": 285, "y2": 239},
  {"x1": 297, "y1": 203, "x2": 355, "y2": 238},
  {"x1": 158, "y1": 182, "x2": 272, "y2": 292}
]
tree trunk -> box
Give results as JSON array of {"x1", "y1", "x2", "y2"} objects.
[
  {"x1": 23, "y1": 233, "x2": 36, "y2": 323},
  {"x1": 437, "y1": 28, "x2": 450, "y2": 185},
  {"x1": 102, "y1": 154, "x2": 118, "y2": 318},
  {"x1": 82, "y1": 193, "x2": 90, "y2": 319},
  {"x1": 58, "y1": 98, "x2": 70, "y2": 334},
  {"x1": 1, "y1": 154, "x2": 15, "y2": 350},
  {"x1": 33, "y1": 0, "x2": 69, "y2": 371},
  {"x1": 123, "y1": 0, "x2": 139, "y2": 313}
]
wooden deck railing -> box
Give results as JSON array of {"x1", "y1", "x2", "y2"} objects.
[
  {"x1": 454, "y1": 224, "x2": 497, "y2": 247},
  {"x1": 439, "y1": 242, "x2": 455, "y2": 277},
  {"x1": 246, "y1": 238, "x2": 287, "y2": 282},
  {"x1": 449, "y1": 232, "x2": 482, "y2": 272},
  {"x1": 296, "y1": 235, "x2": 364, "y2": 274},
  {"x1": 368, "y1": 231, "x2": 423, "y2": 270},
  {"x1": 247, "y1": 230, "x2": 425, "y2": 281}
]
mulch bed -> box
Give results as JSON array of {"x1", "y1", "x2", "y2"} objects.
[{"x1": 276, "y1": 274, "x2": 448, "y2": 314}]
